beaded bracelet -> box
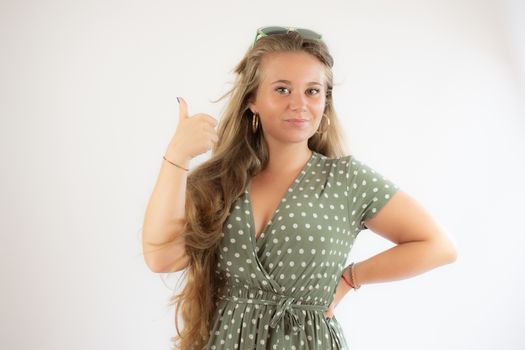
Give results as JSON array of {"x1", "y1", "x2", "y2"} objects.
[
  {"x1": 341, "y1": 263, "x2": 361, "y2": 290},
  {"x1": 349, "y1": 262, "x2": 361, "y2": 290},
  {"x1": 163, "y1": 155, "x2": 189, "y2": 171}
]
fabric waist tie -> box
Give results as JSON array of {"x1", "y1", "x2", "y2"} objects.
[{"x1": 216, "y1": 285, "x2": 328, "y2": 335}]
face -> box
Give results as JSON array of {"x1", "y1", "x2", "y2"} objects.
[{"x1": 249, "y1": 51, "x2": 328, "y2": 146}]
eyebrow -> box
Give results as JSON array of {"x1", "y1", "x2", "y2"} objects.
[{"x1": 270, "y1": 79, "x2": 323, "y2": 86}]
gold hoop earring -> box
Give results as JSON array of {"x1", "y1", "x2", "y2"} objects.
[
  {"x1": 252, "y1": 112, "x2": 259, "y2": 133},
  {"x1": 315, "y1": 114, "x2": 331, "y2": 135}
]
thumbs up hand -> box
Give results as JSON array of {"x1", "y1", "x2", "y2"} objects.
[{"x1": 167, "y1": 97, "x2": 219, "y2": 161}]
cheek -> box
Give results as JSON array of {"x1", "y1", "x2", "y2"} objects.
[
  {"x1": 265, "y1": 99, "x2": 283, "y2": 110},
  {"x1": 258, "y1": 94, "x2": 281, "y2": 111},
  {"x1": 314, "y1": 99, "x2": 326, "y2": 113}
]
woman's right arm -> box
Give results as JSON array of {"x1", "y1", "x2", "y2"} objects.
[
  {"x1": 142, "y1": 97, "x2": 218, "y2": 273},
  {"x1": 142, "y1": 144, "x2": 192, "y2": 273}
]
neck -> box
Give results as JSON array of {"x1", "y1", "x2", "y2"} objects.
[{"x1": 263, "y1": 144, "x2": 313, "y2": 175}]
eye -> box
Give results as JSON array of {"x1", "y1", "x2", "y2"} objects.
[{"x1": 275, "y1": 87, "x2": 322, "y2": 95}]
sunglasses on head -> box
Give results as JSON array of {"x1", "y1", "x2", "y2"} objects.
[{"x1": 252, "y1": 26, "x2": 323, "y2": 48}]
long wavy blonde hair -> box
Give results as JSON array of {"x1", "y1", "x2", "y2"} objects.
[{"x1": 154, "y1": 30, "x2": 350, "y2": 349}]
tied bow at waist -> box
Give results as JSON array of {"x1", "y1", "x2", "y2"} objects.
[{"x1": 217, "y1": 293, "x2": 328, "y2": 335}]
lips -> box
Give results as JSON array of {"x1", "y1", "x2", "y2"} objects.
[{"x1": 285, "y1": 119, "x2": 309, "y2": 127}]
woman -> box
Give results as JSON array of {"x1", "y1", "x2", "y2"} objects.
[{"x1": 142, "y1": 26, "x2": 458, "y2": 350}]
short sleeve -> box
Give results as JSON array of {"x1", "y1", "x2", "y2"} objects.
[{"x1": 346, "y1": 155, "x2": 400, "y2": 231}]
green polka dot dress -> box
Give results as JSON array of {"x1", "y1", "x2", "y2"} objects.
[{"x1": 206, "y1": 151, "x2": 400, "y2": 349}]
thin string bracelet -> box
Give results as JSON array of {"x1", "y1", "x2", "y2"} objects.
[
  {"x1": 341, "y1": 272, "x2": 354, "y2": 289},
  {"x1": 163, "y1": 155, "x2": 189, "y2": 171}
]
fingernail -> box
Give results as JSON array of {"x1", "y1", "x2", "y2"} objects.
[{"x1": 176, "y1": 97, "x2": 180, "y2": 104}]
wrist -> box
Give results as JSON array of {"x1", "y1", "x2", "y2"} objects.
[
  {"x1": 165, "y1": 145, "x2": 192, "y2": 165},
  {"x1": 349, "y1": 262, "x2": 362, "y2": 290},
  {"x1": 342, "y1": 262, "x2": 362, "y2": 290},
  {"x1": 341, "y1": 266, "x2": 354, "y2": 290},
  {"x1": 341, "y1": 273, "x2": 354, "y2": 290},
  {"x1": 164, "y1": 153, "x2": 191, "y2": 167}
]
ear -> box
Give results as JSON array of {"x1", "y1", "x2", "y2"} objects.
[{"x1": 248, "y1": 100, "x2": 256, "y2": 114}]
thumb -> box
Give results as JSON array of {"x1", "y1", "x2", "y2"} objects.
[{"x1": 177, "y1": 96, "x2": 189, "y2": 119}]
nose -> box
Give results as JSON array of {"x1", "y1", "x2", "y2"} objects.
[{"x1": 289, "y1": 90, "x2": 307, "y2": 112}]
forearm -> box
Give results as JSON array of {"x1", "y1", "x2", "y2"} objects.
[
  {"x1": 345, "y1": 239, "x2": 457, "y2": 287},
  {"x1": 143, "y1": 143, "x2": 191, "y2": 244},
  {"x1": 142, "y1": 143, "x2": 192, "y2": 272}
]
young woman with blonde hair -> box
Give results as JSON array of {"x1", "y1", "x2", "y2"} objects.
[{"x1": 142, "y1": 26, "x2": 458, "y2": 349}]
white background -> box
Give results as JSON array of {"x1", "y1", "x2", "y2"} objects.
[{"x1": 1, "y1": 0, "x2": 524, "y2": 349}]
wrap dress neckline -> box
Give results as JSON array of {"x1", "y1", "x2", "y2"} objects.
[{"x1": 246, "y1": 150, "x2": 316, "y2": 248}]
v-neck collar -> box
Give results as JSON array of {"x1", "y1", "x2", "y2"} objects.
[{"x1": 246, "y1": 151, "x2": 317, "y2": 250}]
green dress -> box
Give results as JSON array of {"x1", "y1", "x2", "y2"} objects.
[{"x1": 206, "y1": 151, "x2": 400, "y2": 349}]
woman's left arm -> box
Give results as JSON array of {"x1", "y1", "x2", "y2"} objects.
[
  {"x1": 325, "y1": 190, "x2": 458, "y2": 318},
  {"x1": 351, "y1": 189, "x2": 458, "y2": 285}
]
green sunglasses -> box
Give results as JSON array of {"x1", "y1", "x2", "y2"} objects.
[{"x1": 252, "y1": 26, "x2": 323, "y2": 48}]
